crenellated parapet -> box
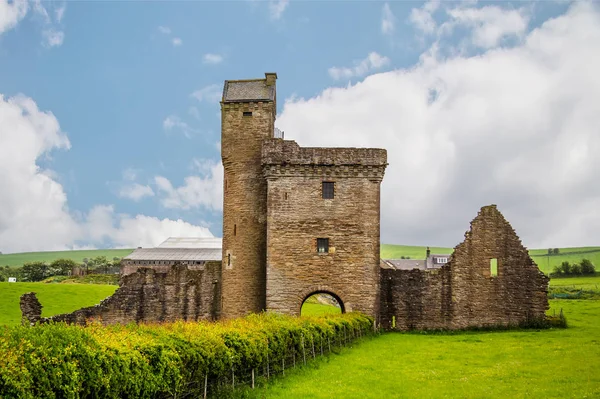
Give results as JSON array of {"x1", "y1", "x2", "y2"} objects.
[{"x1": 262, "y1": 139, "x2": 387, "y2": 180}]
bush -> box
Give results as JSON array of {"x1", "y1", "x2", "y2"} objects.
[
  {"x1": 0, "y1": 312, "x2": 374, "y2": 398},
  {"x1": 581, "y1": 259, "x2": 596, "y2": 275},
  {"x1": 551, "y1": 259, "x2": 596, "y2": 277}
]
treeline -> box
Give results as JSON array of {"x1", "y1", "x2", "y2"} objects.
[
  {"x1": 0, "y1": 256, "x2": 121, "y2": 282},
  {"x1": 0, "y1": 312, "x2": 373, "y2": 398},
  {"x1": 551, "y1": 259, "x2": 596, "y2": 277}
]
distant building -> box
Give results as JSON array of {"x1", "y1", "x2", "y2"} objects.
[
  {"x1": 121, "y1": 237, "x2": 222, "y2": 276},
  {"x1": 382, "y1": 247, "x2": 452, "y2": 271}
]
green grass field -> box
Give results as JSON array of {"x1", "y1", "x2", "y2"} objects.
[
  {"x1": 301, "y1": 302, "x2": 342, "y2": 316},
  {"x1": 0, "y1": 249, "x2": 134, "y2": 267},
  {"x1": 0, "y1": 282, "x2": 117, "y2": 326},
  {"x1": 251, "y1": 299, "x2": 600, "y2": 398}
]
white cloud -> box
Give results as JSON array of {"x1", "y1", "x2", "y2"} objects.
[
  {"x1": 277, "y1": 2, "x2": 600, "y2": 248},
  {"x1": 55, "y1": 3, "x2": 66, "y2": 23},
  {"x1": 158, "y1": 25, "x2": 171, "y2": 34},
  {"x1": 190, "y1": 84, "x2": 222, "y2": 103},
  {"x1": 203, "y1": 53, "x2": 223, "y2": 64},
  {"x1": 172, "y1": 37, "x2": 182, "y2": 46},
  {"x1": 409, "y1": 0, "x2": 440, "y2": 34},
  {"x1": 0, "y1": 93, "x2": 214, "y2": 253},
  {"x1": 381, "y1": 3, "x2": 396, "y2": 35},
  {"x1": 269, "y1": 0, "x2": 289, "y2": 20},
  {"x1": 188, "y1": 106, "x2": 200, "y2": 120},
  {"x1": 84, "y1": 205, "x2": 213, "y2": 249},
  {"x1": 0, "y1": 0, "x2": 28, "y2": 35},
  {"x1": 445, "y1": 5, "x2": 529, "y2": 48},
  {"x1": 328, "y1": 52, "x2": 391, "y2": 80},
  {"x1": 42, "y1": 29, "x2": 64, "y2": 47},
  {"x1": 162, "y1": 115, "x2": 197, "y2": 138},
  {"x1": 118, "y1": 183, "x2": 155, "y2": 202},
  {"x1": 155, "y1": 161, "x2": 223, "y2": 212}
]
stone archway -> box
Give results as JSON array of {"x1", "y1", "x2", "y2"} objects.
[{"x1": 300, "y1": 290, "x2": 345, "y2": 316}]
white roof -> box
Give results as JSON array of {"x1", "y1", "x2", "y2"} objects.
[
  {"x1": 157, "y1": 237, "x2": 222, "y2": 249},
  {"x1": 124, "y1": 248, "x2": 221, "y2": 261}
]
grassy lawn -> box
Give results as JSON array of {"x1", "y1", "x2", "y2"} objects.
[
  {"x1": 250, "y1": 299, "x2": 600, "y2": 399},
  {"x1": 0, "y1": 282, "x2": 117, "y2": 326},
  {"x1": 0, "y1": 249, "x2": 134, "y2": 267},
  {"x1": 550, "y1": 275, "x2": 600, "y2": 289},
  {"x1": 301, "y1": 302, "x2": 342, "y2": 316}
]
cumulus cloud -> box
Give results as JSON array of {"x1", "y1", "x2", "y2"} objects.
[
  {"x1": 0, "y1": 94, "x2": 213, "y2": 253},
  {"x1": 162, "y1": 115, "x2": 197, "y2": 138},
  {"x1": 172, "y1": 37, "x2": 182, "y2": 46},
  {"x1": 277, "y1": 2, "x2": 600, "y2": 248},
  {"x1": 445, "y1": 5, "x2": 529, "y2": 48},
  {"x1": 269, "y1": 0, "x2": 289, "y2": 20},
  {"x1": 154, "y1": 160, "x2": 223, "y2": 212},
  {"x1": 381, "y1": 3, "x2": 396, "y2": 35},
  {"x1": 118, "y1": 183, "x2": 155, "y2": 202},
  {"x1": 158, "y1": 25, "x2": 171, "y2": 34},
  {"x1": 203, "y1": 53, "x2": 223, "y2": 65},
  {"x1": 328, "y1": 52, "x2": 391, "y2": 81},
  {"x1": 409, "y1": 0, "x2": 440, "y2": 34},
  {"x1": 190, "y1": 84, "x2": 222, "y2": 103},
  {"x1": 0, "y1": 0, "x2": 28, "y2": 35}
]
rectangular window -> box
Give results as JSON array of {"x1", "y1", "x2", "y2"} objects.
[
  {"x1": 317, "y1": 238, "x2": 329, "y2": 253},
  {"x1": 243, "y1": 111, "x2": 252, "y2": 117},
  {"x1": 490, "y1": 258, "x2": 498, "y2": 277},
  {"x1": 322, "y1": 182, "x2": 335, "y2": 199},
  {"x1": 436, "y1": 257, "x2": 448, "y2": 264}
]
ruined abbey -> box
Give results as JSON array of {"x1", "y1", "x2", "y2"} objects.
[{"x1": 21, "y1": 73, "x2": 549, "y2": 330}]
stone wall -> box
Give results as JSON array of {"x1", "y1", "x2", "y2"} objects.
[
  {"x1": 263, "y1": 139, "x2": 387, "y2": 317},
  {"x1": 221, "y1": 99, "x2": 275, "y2": 319},
  {"x1": 121, "y1": 260, "x2": 209, "y2": 276},
  {"x1": 21, "y1": 263, "x2": 222, "y2": 326},
  {"x1": 380, "y1": 205, "x2": 549, "y2": 330}
]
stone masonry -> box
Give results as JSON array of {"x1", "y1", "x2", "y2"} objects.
[
  {"x1": 380, "y1": 205, "x2": 549, "y2": 330},
  {"x1": 220, "y1": 73, "x2": 277, "y2": 319},
  {"x1": 21, "y1": 263, "x2": 221, "y2": 326},
  {"x1": 263, "y1": 139, "x2": 387, "y2": 317}
]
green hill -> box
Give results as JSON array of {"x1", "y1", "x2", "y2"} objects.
[
  {"x1": 0, "y1": 249, "x2": 134, "y2": 267},
  {"x1": 381, "y1": 244, "x2": 600, "y2": 274}
]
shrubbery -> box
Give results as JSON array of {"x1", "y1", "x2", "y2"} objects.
[
  {"x1": 551, "y1": 259, "x2": 596, "y2": 277},
  {"x1": 0, "y1": 312, "x2": 373, "y2": 398}
]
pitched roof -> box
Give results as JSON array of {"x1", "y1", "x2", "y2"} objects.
[
  {"x1": 124, "y1": 248, "x2": 221, "y2": 262},
  {"x1": 222, "y1": 80, "x2": 275, "y2": 103},
  {"x1": 382, "y1": 259, "x2": 426, "y2": 271},
  {"x1": 157, "y1": 237, "x2": 222, "y2": 249}
]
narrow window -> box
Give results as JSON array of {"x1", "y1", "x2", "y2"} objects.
[
  {"x1": 317, "y1": 238, "x2": 329, "y2": 253},
  {"x1": 234, "y1": 224, "x2": 237, "y2": 236},
  {"x1": 228, "y1": 254, "x2": 231, "y2": 266},
  {"x1": 322, "y1": 182, "x2": 335, "y2": 199},
  {"x1": 490, "y1": 258, "x2": 498, "y2": 277},
  {"x1": 243, "y1": 111, "x2": 252, "y2": 117},
  {"x1": 284, "y1": 192, "x2": 288, "y2": 200}
]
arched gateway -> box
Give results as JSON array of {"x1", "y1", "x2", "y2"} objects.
[{"x1": 300, "y1": 291, "x2": 344, "y2": 316}]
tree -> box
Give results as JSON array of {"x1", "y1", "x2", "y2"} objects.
[
  {"x1": 553, "y1": 248, "x2": 560, "y2": 255},
  {"x1": 570, "y1": 263, "x2": 582, "y2": 275},
  {"x1": 548, "y1": 248, "x2": 553, "y2": 255},
  {"x1": 21, "y1": 262, "x2": 50, "y2": 282},
  {"x1": 581, "y1": 259, "x2": 596, "y2": 275},
  {"x1": 50, "y1": 259, "x2": 77, "y2": 276},
  {"x1": 559, "y1": 261, "x2": 571, "y2": 275}
]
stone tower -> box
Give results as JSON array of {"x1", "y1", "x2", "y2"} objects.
[{"x1": 220, "y1": 73, "x2": 277, "y2": 318}]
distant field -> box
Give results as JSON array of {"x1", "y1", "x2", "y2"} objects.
[
  {"x1": 301, "y1": 303, "x2": 342, "y2": 317},
  {"x1": 550, "y1": 275, "x2": 600, "y2": 288},
  {"x1": 381, "y1": 244, "x2": 600, "y2": 274},
  {"x1": 252, "y1": 299, "x2": 600, "y2": 398},
  {"x1": 0, "y1": 282, "x2": 117, "y2": 326},
  {"x1": 0, "y1": 249, "x2": 134, "y2": 267}
]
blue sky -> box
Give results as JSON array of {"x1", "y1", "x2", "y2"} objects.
[{"x1": 1, "y1": 0, "x2": 598, "y2": 253}]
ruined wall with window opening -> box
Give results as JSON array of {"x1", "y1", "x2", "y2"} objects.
[{"x1": 380, "y1": 205, "x2": 549, "y2": 330}]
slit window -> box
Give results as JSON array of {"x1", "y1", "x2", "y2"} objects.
[
  {"x1": 322, "y1": 182, "x2": 335, "y2": 199},
  {"x1": 228, "y1": 254, "x2": 231, "y2": 266},
  {"x1": 243, "y1": 111, "x2": 252, "y2": 117},
  {"x1": 490, "y1": 258, "x2": 498, "y2": 277},
  {"x1": 234, "y1": 224, "x2": 237, "y2": 236},
  {"x1": 317, "y1": 238, "x2": 329, "y2": 253}
]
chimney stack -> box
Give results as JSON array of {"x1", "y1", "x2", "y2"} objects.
[
  {"x1": 426, "y1": 246, "x2": 431, "y2": 258},
  {"x1": 265, "y1": 72, "x2": 277, "y2": 86}
]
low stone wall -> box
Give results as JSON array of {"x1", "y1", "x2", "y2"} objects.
[{"x1": 20, "y1": 262, "x2": 222, "y2": 326}]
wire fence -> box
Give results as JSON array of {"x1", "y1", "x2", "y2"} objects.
[{"x1": 160, "y1": 322, "x2": 377, "y2": 399}]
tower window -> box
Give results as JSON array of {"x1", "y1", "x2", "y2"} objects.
[
  {"x1": 317, "y1": 238, "x2": 329, "y2": 253},
  {"x1": 228, "y1": 254, "x2": 231, "y2": 266},
  {"x1": 284, "y1": 192, "x2": 288, "y2": 200},
  {"x1": 490, "y1": 258, "x2": 498, "y2": 277},
  {"x1": 234, "y1": 224, "x2": 237, "y2": 236},
  {"x1": 322, "y1": 182, "x2": 335, "y2": 199},
  {"x1": 243, "y1": 111, "x2": 252, "y2": 117}
]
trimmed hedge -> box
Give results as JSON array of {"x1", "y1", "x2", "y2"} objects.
[{"x1": 0, "y1": 312, "x2": 373, "y2": 398}]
